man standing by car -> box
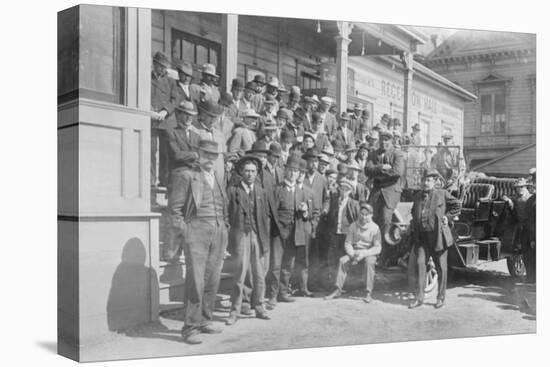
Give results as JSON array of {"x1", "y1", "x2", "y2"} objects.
[
  {"x1": 408, "y1": 169, "x2": 461, "y2": 309},
  {"x1": 366, "y1": 130, "x2": 405, "y2": 266}
]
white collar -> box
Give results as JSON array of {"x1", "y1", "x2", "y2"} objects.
[{"x1": 241, "y1": 181, "x2": 254, "y2": 193}]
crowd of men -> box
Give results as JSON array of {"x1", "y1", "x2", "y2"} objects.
[{"x1": 148, "y1": 52, "x2": 536, "y2": 345}]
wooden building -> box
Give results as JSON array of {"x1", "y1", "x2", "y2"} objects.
[
  {"x1": 422, "y1": 30, "x2": 536, "y2": 176},
  {"x1": 58, "y1": 5, "x2": 476, "y2": 360}
]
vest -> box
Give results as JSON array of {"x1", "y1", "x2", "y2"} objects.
[
  {"x1": 196, "y1": 178, "x2": 225, "y2": 223},
  {"x1": 243, "y1": 188, "x2": 258, "y2": 234}
]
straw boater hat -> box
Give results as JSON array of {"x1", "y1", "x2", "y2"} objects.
[
  {"x1": 175, "y1": 101, "x2": 198, "y2": 115},
  {"x1": 197, "y1": 139, "x2": 220, "y2": 155},
  {"x1": 153, "y1": 51, "x2": 170, "y2": 68},
  {"x1": 322, "y1": 144, "x2": 335, "y2": 157},
  {"x1": 202, "y1": 63, "x2": 219, "y2": 78},
  {"x1": 319, "y1": 154, "x2": 330, "y2": 165},
  {"x1": 266, "y1": 76, "x2": 280, "y2": 89}
]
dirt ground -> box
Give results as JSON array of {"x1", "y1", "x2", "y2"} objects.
[{"x1": 80, "y1": 259, "x2": 536, "y2": 362}]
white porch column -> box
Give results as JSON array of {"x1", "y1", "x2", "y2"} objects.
[
  {"x1": 335, "y1": 21, "x2": 353, "y2": 114},
  {"x1": 221, "y1": 14, "x2": 239, "y2": 94},
  {"x1": 402, "y1": 52, "x2": 414, "y2": 133}
]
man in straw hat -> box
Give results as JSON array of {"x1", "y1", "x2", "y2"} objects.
[
  {"x1": 503, "y1": 176, "x2": 535, "y2": 283},
  {"x1": 228, "y1": 108, "x2": 259, "y2": 155},
  {"x1": 189, "y1": 63, "x2": 220, "y2": 106},
  {"x1": 169, "y1": 139, "x2": 229, "y2": 344},
  {"x1": 408, "y1": 169, "x2": 461, "y2": 309},
  {"x1": 266, "y1": 155, "x2": 311, "y2": 306},
  {"x1": 324, "y1": 202, "x2": 381, "y2": 303},
  {"x1": 225, "y1": 155, "x2": 273, "y2": 325},
  {"x1": 151, "y1": 51, "x2": 178, "y2": 187},
  {"x1": 366, "y1": 129, "x2": 405, "y2": 267}
]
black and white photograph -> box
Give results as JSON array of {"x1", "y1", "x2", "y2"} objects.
[{"x1": 10, "y1": 0, "x2": 545, "y2": 365}]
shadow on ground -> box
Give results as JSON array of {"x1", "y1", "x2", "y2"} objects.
[{"x1": 36, "y1": 341, "x2": 57, "y2": 354}]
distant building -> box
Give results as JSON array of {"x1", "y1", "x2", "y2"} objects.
[{"x1": 421, "y1": 30, "x2": 536, "y2": 177}]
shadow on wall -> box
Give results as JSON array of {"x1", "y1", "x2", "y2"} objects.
[{"x1": 107, "y1": 237, "x2": 159, "y2": 332}]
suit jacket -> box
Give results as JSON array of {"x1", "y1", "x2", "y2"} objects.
[
  {"x1": 333, "y1": 127, "x2": 356, "y2": 148},
  {"x1": 326, "y1": 193, "x2": 360, "y2": 234},
  {"x1": 165, "y1": 125, "x2": 201, "y2": 171},
  {"x1": 168, "y1": 168, "x2": 228, "y2": 232},
  {"x1": 411, "y1": 189, "x2": 461, "y2": 252},
  {"x1": 164, "y1": 82, "x2": 193, "y2": 129},
  {"x1": 351, "y1": 181, "x2": 369, "y2": 203},
  {"x1": 151, "y1": 71, "x2": 178, "y2": 130},
  {"x1": 262, "y1": 164, "x2": 284, "y2": 193},
  {"x1": 323, "y1": 112, "x2": 337, "y2": 137},
  {"x1": 273, "y1": 184, "x2": 312, "y2": 246},
  {"x1": 227, "y1": 183, "x2": 272, "y2": 255},
  {"x1": 189, "y1": 82, "x2": 220, "y2": 106},
  {"x1": 193, "y1": 123, "x2": 227, "y2": 181},
  {"x1": 250, "y1": 93, "x2": 264, "y2": 114},
  {"x1": 281, "y1": 123, "x2": 305, "y2": 144},
  {"x1": 228, "y1": 126, "x2": 257, "y2": 155},
  {"x1": 304, "y1": 172, "x2": 329, "y2": 235},
  {"x1": 366, "y1": 146, "x2": 405, "y2": 210}
]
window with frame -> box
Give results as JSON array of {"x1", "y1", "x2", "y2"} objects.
[
  {"x1": 171, "y1": 29, "x2": 221, "y2": 79},
  {"x1": 480, "y1": 82, "x2": 506, "y2": 134},
  {"x1": 301, "y1": 71, "x2": 320, "y2": 90}
]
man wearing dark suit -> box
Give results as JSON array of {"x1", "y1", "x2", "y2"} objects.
[
  {"x1": 346, "y1": 161, "x2": 370, "y2": 203},
  {"x1": 280, "y1": 111, "x2": 305, "y2": 145},
  {"x1": 366, "y1": 130, "x2": 405, "y2": 266},
  {"x1": 409, "y1": 169, "x2": 461, "y2": 309},
  {"x1": 151, "y1": 52, "x2": 178, "y2": 187},
  {"x1": 168, "y1": 140, "x2": 229, "y2": 344},
  {"x1": 302, "y1": 149, "x2": 329, "y2": 290},
  {"x1": 264, "y1": 143, "x2": 285, "y2": 192},
  {"x1": 226, "y1": 156, "x2": 272, "y2": 325},
  {"x1": 324, "y1": 179, "x2": 361, "y2": 288},
  {"x1": 333, "y1": 112, "x2": 356, "y2": 149},
  {"x1": 266, "y1": 155, "x2": 311, "y2": 305},
  {"x1": 227, "y1": 78, "x2": 246, "y2": 120}
]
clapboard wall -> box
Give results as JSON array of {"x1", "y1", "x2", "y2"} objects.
[{"x1": 151, "y1": 10, "x2": 333, "y2": 90}]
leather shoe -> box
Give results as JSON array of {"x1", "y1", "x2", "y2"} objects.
[
  {"x1": 255, "y1": 306, "x2": 271, "y2": 320},
  {"x1": 435, "y1": 299, "x2": 445, "y2": 309},
  {"x1": 324, "y1": 288, "x2": 342, "y2": 300},
  {"x1": 181, "y1": 326, "x2": 202, "y2": 344},
  {"x1": 408, "y1": 299, "x2": 423, "y2": 309},
  {"x1": 201, "y1": 323, "x2": 222, "y2": 334},
  {"x1": 226, "y1": 312, "x2": 238, "y2": 326},
  {"x1": 241, "y1": 303, "x2": 254, "y2": 315},
  {"x1": 362, "y1": 292, "x2": 373, "y2": 304},
  {"x1": 265, "y1": 298, "x2": 277, "y2": 310},
  {"x1": 295, "y1": 289, "x2": 313, "y2": 297},
  {"x1": 277, "y1": 294, "x2": 296, "y2": 303}
]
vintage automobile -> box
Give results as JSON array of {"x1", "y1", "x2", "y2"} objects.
[{"x1": 385, "y1": 144, "x2": 527, "y2": 281}]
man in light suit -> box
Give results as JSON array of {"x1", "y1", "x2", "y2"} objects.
[
  {"x1": 189, "y1": 63, "x2": 220, "y2": 106},
  {"x1": 168, "y1": 140, "x2": 229, "y2": 344},
  {"x1": 408, "y1": 169, "x2": 461, "y2": 309},
  {"x1": 366, "y1": 130, "x2": 405, "y2": 266}
]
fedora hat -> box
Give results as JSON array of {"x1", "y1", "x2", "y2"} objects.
[
  {"x1": 345, "y1": 144, "x2": 358, "y2": 153},
  {"x1": 379, "y1": 130, "x2": 393, "y2": 140},
  {"x1": 269, "y1": 142, "x2": 282, "y2": 157},
  {"x1": 303, "y1": 132, "x2": 316, "y2": 141},
  {"x1": 302, "y1": 148, "x2": 322, "y2": 160},
  {"x1": 412, "y1": 123, "x2": 421, "y2": 131},
  {"x1": 319, "y1": 153, "x2": 330, "y2": 165},
  {"x1": 253, "y1": 74, "x2": 266, "y2": 85},
  {"x1": 246, "y1": 141, "x2": 270, "y2": 155},
  {"x1": 321, "y1": 96, "x2": 334, "y2": 105},
  {"x1": 325, "y1": 168, "x2": 337, "y2": 176},
  {"x1": 322, "y1": 145, "x2": 335, "y2": 156},
  {"x1": 392, "y1": 118, "x2": 401, "y2": 126},
  {"x1": 223, "y1": 151, "x2": 239, "y2": 163},
  {"x1": 153, "y1": 51, "x2": 170, "y2": 67},
  {"x1": 231, "y1": 78, "x2": 245, "y2": 90},
  {"x1": 198, "y1": 100, "x2": 223, "y2": 117},
  {"x1": 285, "y1": 155, "x2": 302, "y2": 170},
  {"x1": 366, "y1": 131, "x2": 379, "y2": 141},
  {"x1": 198, "y1": 139, "x2": 220, "y2": 155},
  {"x1": 245, "y1": 81, "x2": 257, "y2": 91},
  {"x1": 176, "y1": 61, "x2": 193, "y2": 76},
  {"x1": 202, "y1": 63, "x2": 219, "y2": 78},
  {"x1": 236, "y1": 155, "x2": 263, "y2": 172},
  {"x1": 373, "y1": 123, "x2": 385, "y2": 131},
  {"x1": 276, "y1": 108, "x2": 293, "y2": 121},
  {"x1": 354, "y1": 103, "x2": 362, "y2": 110},
  {"x1": 280, "y1": 130, "x2": 293, "y2": 144},
  {"x1": 263, "y1": 120, "x2": 278, "y2": 130},
  {"x1": 218, "y1": 92, "x2": 233, "y2": 107},
  {"x1": 340, "y1": 112, "x2": 351, "y2": 121},
  {"x1": 358, "y1": 142, "x2": 369, "y2": 151},
  {"x1": 175, "y1": 101, "x2": 198, "y2": 115}
]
